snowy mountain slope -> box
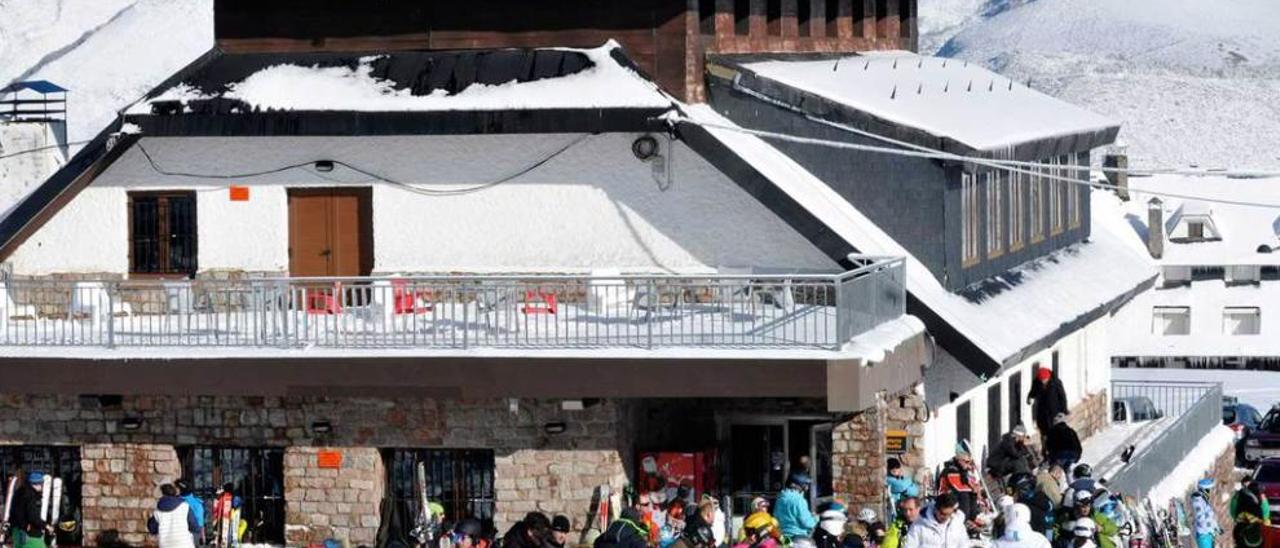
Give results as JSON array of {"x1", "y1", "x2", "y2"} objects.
[
  {"x1": 0, "y1": 0, "x2": 213, "y2": 145},
  {"x1": 922, "y1": 0, "x2": 1280, "y2": 170}
]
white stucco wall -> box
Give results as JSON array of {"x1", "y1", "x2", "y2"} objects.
[
  {"x1": 8, "y1": 133, "x2": 838, "y2": 276},
  {"x1": 922, "y1": 314, "x2": 1114, "y2": 470}
]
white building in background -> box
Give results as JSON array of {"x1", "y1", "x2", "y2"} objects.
[
  {"x1": 0, "y1": 80, "x2": 70, "y2": 216},
  {"x1": 1108, "y1": 174, "x2": 1280, "y2": 369}
]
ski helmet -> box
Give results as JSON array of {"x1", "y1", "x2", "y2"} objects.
[
  {"x1": 684, "y1": 523, "x2": 716, "y2": 547},
  {"x1": 26, "y1": 471, "x2": 44, "y2": 484},
  {"x1": 857, "y1": 507, "x2": 877, "y2": 523},
  {"x1": 1073, "y1": 463, "x2": 1093, "y2": 479},
  {"x1": 1072, "y1": 517, "x2": 1098, "y2": 538},
  {"x1": 1010, "y1": 472, "x2": 1036, "y2": 495},
  {"x1": 1197, "y1": 478, "x2": 1215, "y2": 493},
  {"x1": 791, "y1": 538, "x2": 817, "y2": 548},
  {"x1": 1072, "y1": 489, "x2": 1094, "y2": 508}
]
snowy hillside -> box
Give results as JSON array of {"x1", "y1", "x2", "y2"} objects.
[
  {"x1": 921, "y1": 0, "x2": 1280, "y2": 170},
  {"x1": 0, "y1": 0, "x2": 213, "y2": 145}
]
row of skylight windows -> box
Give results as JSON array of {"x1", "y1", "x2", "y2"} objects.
[
  {"x1": 1152, "y1": 306, "x2": 1261, "y2": 336},
  {"x1": 698, "y1": 0, "x2": 914, "y2": 39}
]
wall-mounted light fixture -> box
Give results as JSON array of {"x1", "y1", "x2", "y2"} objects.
[
  {"x1": 543, "y1": 422, "x2": 568, "y2": 435},
  {"x1": 310, "y1": 420, "x2": 333, "y2": 434},
  {"x1": 314, "y1": 160, "x2": 335, "y2": 173},
  {"x1": 120, "y1": 417, "x2": 144, "y2": 431},
  {"x1": 631, "y1": 136, "x2": 659, "y2": 160}
]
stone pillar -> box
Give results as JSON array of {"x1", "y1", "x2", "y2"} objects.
[
  {"x1": 493, "y1": 449, "x2": 628, "y2": 532},
  {"x1": 1066, "y1": 390, "x2": 1110, "y2": 441},
  {"x1": 81, "y1": 444, "x2": 181, "y2": 546},
  {"x1": 832, "y1": 387, "x2": 926, "y2": 517},
  {"x1": 283, "y1": 447, "x2": 384, "y2": 546}
]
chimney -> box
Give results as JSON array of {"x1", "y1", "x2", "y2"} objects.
[
  {"x1": 1147, "y1": 198, "x2": 1164, "y2": 259},
  {"x1": 1104, "y1": 152, "x2": 1129, "y2": 201}
]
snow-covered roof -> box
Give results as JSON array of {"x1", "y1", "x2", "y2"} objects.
[
  {"x1": 725, "y1": 51, "x2": 1119, "y2": 151},
  {"x1": 127, "y1": 41, "x2": 674, "y2": 115},
  {"x1": 683, "y1": 105, "x2": 1155, "y2": 367},
  {"x1": 1112, "y1": 175, "x2": 1280, "y2": 266},
  {"x1": 1111, "y1": 279, "x2": 1280, "y2": 357}
]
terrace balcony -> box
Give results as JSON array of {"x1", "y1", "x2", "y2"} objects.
[{"x1": 0, "y1": 257, "x2": 906, "y2": 353}]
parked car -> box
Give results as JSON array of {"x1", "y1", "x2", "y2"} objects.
[
  {"x1": 1244, "y1": 407, "x2": 1280, "y2": 465},
  {"x1": 1113, "y1": 396, "x2": 1164, "y2": 423},
  {"x1": 1226, "y1": 400, "x2": 1264, "y2": 464},
  {"x1": 1252, "y1": 458, "x2": 1280, "y2": 502}
]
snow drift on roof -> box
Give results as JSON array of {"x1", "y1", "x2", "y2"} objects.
[
  {"x1": 684, "y1": 105, "x2": 1154, "y2": 365},
  {"x1": 737, "y1": 51, "x2": 1119, "y2": 151},
  {"x1": 127, "y1": 41, "x2": 674, "y2": 114}
]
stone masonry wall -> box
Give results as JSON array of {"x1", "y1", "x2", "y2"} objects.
[
  {"x1": 833, "y1": 386, "x2": 925, "y2": 518},
  {"x1": 80, "y1": 444, "x2": 181, "y2": 546},
  {"x1": 1066, "y1": 389, "x2": 1110, "y2": 441},
  {"x1": 284, "y1": 447, "x2": 385, "y2": 545},
  {"x1": 0, "y1": 395, "x2": 627, "y2": 547}
]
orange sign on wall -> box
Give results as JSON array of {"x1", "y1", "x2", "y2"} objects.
[
  {"x1": 229, "y1": 186, "x2": 250, "y2": 201},
  {"x1": 317, "y1": 450, "x2": 343, "y2": 469}
]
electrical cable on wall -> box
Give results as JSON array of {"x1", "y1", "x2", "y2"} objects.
[{"x1": 134, "y1": 134, "x2": 590, "y2": 196}]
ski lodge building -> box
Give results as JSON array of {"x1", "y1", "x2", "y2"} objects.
[{"x1": 0, "y1": 1, "x2": 1151, "y2": 546}]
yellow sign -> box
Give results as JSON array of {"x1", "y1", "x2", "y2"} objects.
[{"x1": 886, "y1": 429, "x2": 909, "y2": 454}]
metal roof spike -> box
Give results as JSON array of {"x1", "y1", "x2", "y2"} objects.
[
  {"x1": 944, "y1": 81, "x2": 949, "y2": 92},
  {"x1": 1008, "y1": 80, "x2": 1014, "y2": 91},
  {"x1": 890, "y1": 85, "x2": 897, "y2": 99},
  {"x1": 917, "y1": 83, "x2": 923, "y2": 94},
  {"x1": 864, "y1": 60, "x2": 871, "y2": 70},
  {"x1": 942, "y1": 59, "x2": 948, "y2": 68},
  {"x1": 988, "y1": 80, "x2": 994, "y2": 92},
  {"x1": 892, "y1": 59, "x2": 898, "y2": 69},
  {"x1": 967, "y1": 80, "x2": 972, "y2": 92},
  {"x1": 917, "y1": 59, "x2": 923, "y2": 69}
]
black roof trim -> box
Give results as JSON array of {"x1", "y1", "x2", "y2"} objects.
[
  {"x1": 126, "y1": 107, "x2": 672, "y2": 137},
  {"x1": 707, "y1": 54, "x2": 1120, "y2": 159}
]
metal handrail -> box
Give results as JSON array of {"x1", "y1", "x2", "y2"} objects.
[
  {"x1": 0, "y1": 258, "x2": 906, "y2": 350},
  {"x1": 1106, "y1": 380, "x2": 1223, "y2": 498}
]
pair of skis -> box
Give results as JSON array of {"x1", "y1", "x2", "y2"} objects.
[
  {"x1": 411, "y1": 462, "x2": 437, "y2": 548},
  {"x1": 213, "y1": 492, "x2": 240, "y2": 548},
  {"x1": 39, "y1": 476, "x2": 62, "y2": 547}
]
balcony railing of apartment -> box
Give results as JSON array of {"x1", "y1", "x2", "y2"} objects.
[{"x1": 0, "y1": 256, "x2": 905, "y2": 350}]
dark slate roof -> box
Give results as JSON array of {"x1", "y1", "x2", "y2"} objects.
[
  {"x1": 1, "y1": 80, "x2": 68, "y2": 94},
  {"x1": 146, "y1": 48, "x2": 596, "y2": 116}
]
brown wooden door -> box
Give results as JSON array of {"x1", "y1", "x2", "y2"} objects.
[{"x1": 288, "y1": 188, "x2": 372, "y2": 277}]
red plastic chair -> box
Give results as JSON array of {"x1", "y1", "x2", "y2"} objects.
[
  {"x1": 305, "y1": 283, "x2": 342, "y2": 314},
  {"x1": 521, "y1": 291, "x2": 557, "y2": 315},
  {"x1": 392, "y1": 280, "x2": 433, "y2": 314}
]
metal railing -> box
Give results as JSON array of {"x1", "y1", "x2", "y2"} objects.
[
  {"x1": 0, "y1": 257, "x2": 905, "y2": 350},
  {"x1": 1106, "y1": 380, "x2": 1223, "y2": 498}
]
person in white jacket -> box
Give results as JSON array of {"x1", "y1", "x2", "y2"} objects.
[
  {"x1": 902, "y1": 493, "x2": 967, "y2": 548},
  {"x1": 993, "y1": 503, "x2": 1051, "y2": 548},
  {"x1": 147, "y1": 483, "x2": 198, "y2": 548}
]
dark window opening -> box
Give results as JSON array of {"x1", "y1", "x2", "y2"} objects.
[
  {"x1": 798, "y1": 0, "x2": 812, "y2": 37},
  {"x1": 735, "y1": 0, "x2": 751, "y2": 35},
  {"x1": 956, "y1": 401, "x2": 972, "y2": 450},
  {"x1": 700, "y1": 0, "x2": 717, "y2": 35},
  {"x1": 851, "y1": 0, "x2": 865, "y2": 37},
  {"x1": 987, "y1": 384, "x2": 1003, "y2": 452},
  {"x1": 826, "y1": 0, "x2": 840, "y2": 37},
  {"x1": 875, "y1": 0, "x2": 889, "y2": 22},
  {"x1": 898, "y1": 0, "x2": 912, "y2": 37},
  {"x1": 177, "y1": 446, "x2": 286, "y2": 545},
  {"x1": 767, "y1": 0, "x2": 782, "y2": 35},
  {"x1": 129, "y1": 191, "x2": 197, "y2": 276},
  {"x1": 384, "y1": 449, "x2": 496, "y2": 540},
  {"x1": 729, "y1": 424, "x2": 785, "y2": 511},
  {"x1": 1008, "y1": 371, "x2": 1023, "y2": 431},
  {"x1": 0, "y1": 446, "x2": 82, "y2": 546}
]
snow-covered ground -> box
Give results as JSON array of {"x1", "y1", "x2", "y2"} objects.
[
  {"x1": 0, "y1": 0, "x2": 213, "y2": 146},
  {"x1": 921, "y1": 0, "x2": 1280, "y2": 170},
  {"x1": 1113, "y1": 367, "x2": 1280, "y2": 412}
]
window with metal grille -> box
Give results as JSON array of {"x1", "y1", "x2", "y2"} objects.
[
  {"x1": 1029, "y1": 165, "x2": 1045, "y2": 243},
  {"x1": 383, "y1": 449, "x2": 496, "y2": 535},
  {"x1": 898, "y1": 0, "x2": 912, "y2": 37},
  {"x1": 0, "y1": 446, "x2": 82, "y2": 546},
  {"x1": 767, "y1": 0, "x2": 782, "y2": 35},
  {"x1": 1009, "y1": 169, "x2": 1025, "y2": 250},
  {"x1": 1048, "y1": 157, "x2": 1063, "y2": 235},
  {"x1": 1008, "y1": 371, "x2": 1023, "y2": 430},
  {"x1": 797, "y1": 0, "x2": 812, "y2": 37},
  {"x1": 129, "y1": 191, "x2": 197, "y2": 276},
  {"x1": 177, "y1": 447, "x2": 285, "y2": 545},
  {"x1": 875, "y1": 0, "x2": 889, "y2": 34}
]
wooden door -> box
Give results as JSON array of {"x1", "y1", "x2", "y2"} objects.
[{"x1": 288, "y1": 188, "x2": 372, "y2": 277}]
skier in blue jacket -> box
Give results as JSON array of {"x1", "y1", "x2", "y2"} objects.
[
  {"x1": 174, "y1": 480, "x2": 205, "y2": 544},
  {"x1": 886, "y1": 458, "x2": 920, "y2": 509},
  {"x1": 1191, "y1": 478, "x2": 1220, "y2": 548},
  {"x1": 773, "y1": 473, "x2": 818, "y2": 540}
]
